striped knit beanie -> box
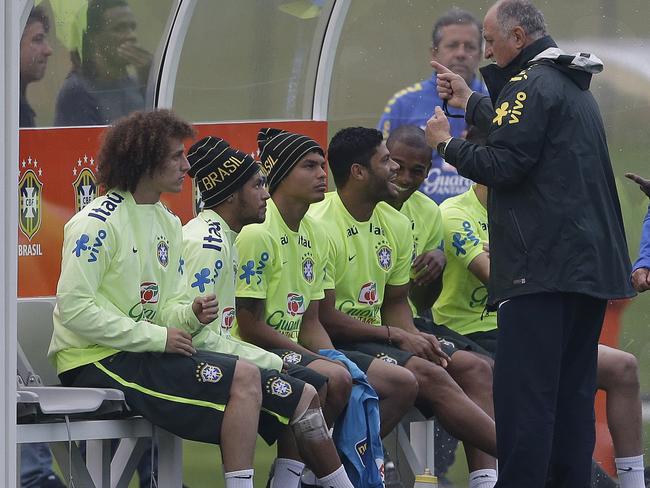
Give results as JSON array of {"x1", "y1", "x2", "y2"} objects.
[
  {"x1": 187, "y1": 136, "x2": 260, "y2": 208},
  {"x1": 257, "y1": 128, "x2": 324, "y2": 193}
]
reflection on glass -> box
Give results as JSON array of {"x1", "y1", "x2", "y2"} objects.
[
  {"x1": 173, "y1": 0, "x2": 329, "y2": 123},
  {"x1": 54, "y1": 0, "x2": 151, "y2": 126},
  {"x1": 20, "y1": 7, "x2": 53, "y2": 127}
]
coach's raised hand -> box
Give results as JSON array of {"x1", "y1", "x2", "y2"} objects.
[{"x1": 431, "y1": 60, "x2": 473, "y2": 110}]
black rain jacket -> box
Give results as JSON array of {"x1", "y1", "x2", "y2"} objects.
[{"x1": 445, "y1": 36, "x2": 635, "y2": 306}]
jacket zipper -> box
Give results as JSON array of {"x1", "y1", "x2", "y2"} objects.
[
  {"x1": 508, "y1": 209, "x2": 529, "y2": 253},
  {"x1": 508, "y1": 209, "x2": 528, "y2": 285}
]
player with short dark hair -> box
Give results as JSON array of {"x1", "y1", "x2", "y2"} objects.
[
  {"x1": 50, "y1": 110, "x2": 321, "y2": 488},
  {"x1": 310, "y1": 126, "x2": 499, "y2": 488},
  {"x1": 182, "y1": 133, "x2": 356, "y2": 488}
]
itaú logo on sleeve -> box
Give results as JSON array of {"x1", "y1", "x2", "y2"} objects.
[
  {"x1": 358, "y1": 282, "x2": 378, "y2": 305},
  {"x1": 286, "y1": 293, "x2": 305, "y2": 317},
  {"x1": 140, "y1": 282, "x2": 159, "y2": 304},
  {"x1": 221, "y1": 306, "x2": 235, "y2": 331}
]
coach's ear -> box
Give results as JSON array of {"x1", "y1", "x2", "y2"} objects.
[{"x1": 349, "y1": 162, "x2": 367, "y2": 182}]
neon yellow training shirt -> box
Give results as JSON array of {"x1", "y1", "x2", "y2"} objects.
[
  {"x1": 308, "y1": 192, "x2": 413, "y2": 326},
  {"x1": 432, "y1": 186, "x2": 497, "y2": 335},
  {"x1": 398, "y1": 191, "x2": 444, "y2": 316},
  {"x1": 233, "y1": 199, "x2": 326, "y2": 342},
  {"x1": 182, "y1": 209, "x2": 283, "y2": 371},
  {"x1": 50, "y1": 190, "x2": 203, "y2": 374}
]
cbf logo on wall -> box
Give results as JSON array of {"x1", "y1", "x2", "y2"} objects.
[
  {"x1": 19, "y1": 156, "x2": 43, "y2": 241},
  {"x1": 72, "y1": 155, "x2": 97, "y2": 213}
]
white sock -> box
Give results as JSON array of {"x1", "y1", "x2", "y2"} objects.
[
  {"x1": 224, "y1": 468, "x2": 254, "y2": 488},
  {"x1": 316, "y1": 465, "x2": 354, "y2": 488},
  {"x1": 615, "y1": 455, "x2": 645, "y2": 488},
  {"x1": 270, "y1": 458, "x2": 305, "y2": 488},
  {"x1": 469, "y1": 468, "x2": 498, "y2": 488},
  {"x1": 301, "y1": 467, "x2": 318, "y2": 485}
]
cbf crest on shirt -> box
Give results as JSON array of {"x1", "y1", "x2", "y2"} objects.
[
  {"x1": 233, "y1": 199, "x2": 327, "y2": 342},
  {"x1": 308, "y1": 192, "x2": 413, "y2": 327}
]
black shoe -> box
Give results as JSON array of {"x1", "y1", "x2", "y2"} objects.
[
  {"x1": 590, "y1": 460, "x2": 617, "y2": 488},
  {"x1": 40, "y1": 474, "x2": 66, "y2": 488}
]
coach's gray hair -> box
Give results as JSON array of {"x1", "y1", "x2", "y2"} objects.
[{"x1": 495, "y1": 0, "x2": 546, "y2": 39}]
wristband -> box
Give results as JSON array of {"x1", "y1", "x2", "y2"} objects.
[
  {"x1": 385, "y1": 325, "x2": 393, "y2": 346},
  {"x1": 436, "y1": 137, "x2": 453, "y2": 160}
]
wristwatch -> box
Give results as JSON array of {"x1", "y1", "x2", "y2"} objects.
[{"x1": 436, "y1": 137, "x2": 453, "y2": 160}]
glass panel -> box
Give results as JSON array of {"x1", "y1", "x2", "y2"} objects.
[
  {"x1": 20, "y1": 0, "x2": 173, "y2": 127},
  {"x1": 330, "y1": 0, "x2": 650, "y2": 474},
  {"x1": 173, "y1": 0, "x2": 331, "y2": 123}
]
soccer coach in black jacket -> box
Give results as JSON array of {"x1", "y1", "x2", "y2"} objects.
[{"x1": 424, "y1": 1, "x2": 635, "y2": 487}]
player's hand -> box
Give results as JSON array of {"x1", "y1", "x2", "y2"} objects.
[
  {"x1": 391, "y1": 328, "x2": 448, "y2": 367},
  {"x1": 631, "y1": 267, "x2": 650, "y2": 292},
  {"x1": 625, "y1": 173, "x2": 650, "y2": 198},
  {"x1": 431, "y1": 60, "x2": 473, "y2": 110},
  {"x1": 411, "y1": 250, "x2": 446, "y2": 286},
  {"x1": 418, "y1": 332, "x2": 451, "y2": 367},
  {"x1": 425, "y1": 106, "x2": 452, "y2": 149},
  {"x1": 192, "y1": 294, "x2": 219, "y2": 324},
  {"x1": 165, "y1": 328, "x2": 196, "y2": 356}
]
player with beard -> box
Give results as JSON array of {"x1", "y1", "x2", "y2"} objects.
[
  {"x1": 230, "y1": 128, "x2": 417, "y2": 486},
  {"x1": 49, "y1": 110, "x2": 264, "y2": 488},
  {"x1": 182, "y1": 135, "x2": 356, "y2": 488},
  {"x1": 309, "y1": 127, "x2": 498, "y2": 488}
]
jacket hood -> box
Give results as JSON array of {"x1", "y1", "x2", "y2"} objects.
[{"x1": 480, "y1": 35, "x2": 603, "y2": 104}]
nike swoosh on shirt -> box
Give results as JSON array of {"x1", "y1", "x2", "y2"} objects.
[
  {"x1": 348, "y1": 255, "x2": 356, "y2": 261},
  {"x1": 287, "y1": 468, "x2": 302, "y2": 476},
  {"x1": 619, "y1": 467, "x2": 634, "y2": 472},
  {"x1": 132, "y1": 247, "x2": 138, "y2": 253}
]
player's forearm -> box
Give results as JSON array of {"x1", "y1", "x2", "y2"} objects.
[
  {"x1": 57, "y1": 293, "x2": 168, "y2": 352},
  {"x1": 320, "y1": 305, "x2": 390, "y2": 343},
  {"x1": 381, "y1": 301, "x2": 419, "y2": 334},
  {"x1": 237, "y1": 319, "x2": 300, "y2": 352},
  {"x1": 299, "y1": 323, "x2": 335, "y2": 352}
]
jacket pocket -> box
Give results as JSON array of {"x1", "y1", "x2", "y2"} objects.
[{"x1": 508, "y1": 208, "x2": 528, "y2": 285}]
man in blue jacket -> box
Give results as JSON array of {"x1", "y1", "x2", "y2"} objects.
[
  {"x1": 626, "y1": 173, "x2": 650, "y2": 293},
  {"x1": 377, "y1": 8, "x2": 486, "y2": 204},
  {"x1": 425, "y1": 1, "x2": 635, "y2": 486}
]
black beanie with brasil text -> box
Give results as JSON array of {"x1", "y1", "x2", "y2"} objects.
[{"x1": 187, "y1": 136, "x2": 260, "y2": 208}]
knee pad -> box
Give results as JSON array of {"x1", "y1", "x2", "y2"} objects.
[{"x1": 290, "y1": 407, "x2": 330, "y2": 442}]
